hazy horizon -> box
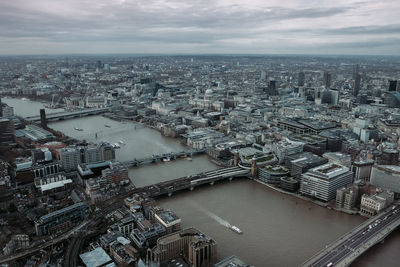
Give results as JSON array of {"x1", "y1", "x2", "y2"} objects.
[{"x1": 1, "y1": 0, "x2": 399, "y2": 56}]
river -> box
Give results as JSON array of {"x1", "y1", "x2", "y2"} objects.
[
  {"x1": 1, "y1": 97, "x2": 64, "y2": 117},
  {"x1": 5, "y1": 98, "x2": 400, "y2": 266}
]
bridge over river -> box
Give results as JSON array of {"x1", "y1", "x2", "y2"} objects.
[
  {"x1": 24, "y1": 107, "x2": 109, "y2": 122},
  {"x1": 122, "y1": 149, "x2": 206, "y2": 167},
  {"x1": 300, "y1": 204, "x2": 400, "y2": 267}
]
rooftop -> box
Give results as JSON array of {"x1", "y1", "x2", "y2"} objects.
[
  {"x1": 308, "y1": 163, "x2": 350, "y2": 179},
  {"x1": 79, "y1": 247, "x2": 113, "y2": 267}
]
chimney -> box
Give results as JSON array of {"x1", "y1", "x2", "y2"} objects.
[{"x1": 40, "y1": 109, "x2": 47, "y2": 128}]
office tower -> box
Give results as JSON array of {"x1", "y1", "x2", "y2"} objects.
[
  {"x1": 0, "y1": 118, "x2": 15, "y2": 147},
  {"x1": 260, "y1": 70, "x2": 267, "y2": 81},
  {"x1": 323, "y1": 71, "x2": 331, "y2": 88},
  {"x1": 354, "y1": 73, "x2": 361, "y2": 96},
  {"x1": 40, "y1": 109, "x2": 47, "y2": 128},
  {"x1": 96, "y1": 60, "x2": 102, "y2": 69},
  {"x1": 300, "y1": 163, "x2": 353, "y2": 201},
  {"x1": 267, "y1": 80, "x2": 277, "y2": 96},
  {"x1": 384, "y1": 91, "x2": 400, "y2": 108},
  {"x1": 298, "y1": 72, "x2": 305, "y2": 86},
  {"x1": 353, "y1": 64, "x2": 359, "y2": 79},
  {"x1": 389, "y1": 80, "x2": 397, "y2": 91}
]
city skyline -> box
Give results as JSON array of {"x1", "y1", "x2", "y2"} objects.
[{"x1": 1, "y1": 0, "x2": 399, "y2": 55}]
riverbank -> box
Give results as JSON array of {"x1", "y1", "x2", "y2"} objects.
[{"x1": 254, "y1": 178, "x2": 360, "y2": 215}]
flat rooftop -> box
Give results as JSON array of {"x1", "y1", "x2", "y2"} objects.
[{"x1": 309, "y1": 163, "x2": 349, "y2": 179}]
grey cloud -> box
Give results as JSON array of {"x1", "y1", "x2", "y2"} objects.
[
  {"x1": 322, "y1": 24, "x2": 400, "y2": 35},
  {"x1": 0, "y1": 0, "x2": 398, "y2": 55}
]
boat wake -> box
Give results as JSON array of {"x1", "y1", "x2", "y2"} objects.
[{"x1": 190, "y1": 201, "x2": 231, "y2": 228}]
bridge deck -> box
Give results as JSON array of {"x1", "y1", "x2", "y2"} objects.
[
  {"x1": 25, "y1": 108, "x2": 109, "y2": 122},
  {"x1": 300, "y1": 205, "x2": 400, "y2": 267}
]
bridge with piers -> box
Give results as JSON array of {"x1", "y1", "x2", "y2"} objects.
[
  {"x1": 300, "y1": 204, "x2": 400, "y2": 267},
  {"x1": 123, "y1": 149, "x2": 206, "y2": 167},
  {"x1": 140, "y1": 166, "x2": 250, "y2": 197},
  {"x1": 24, "y1": 107, "x2": 110, "y2": 122}
]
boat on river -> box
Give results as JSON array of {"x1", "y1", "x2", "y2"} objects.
[{"x1": 229, "y1": 225, "x2": 243, "y2": 234}]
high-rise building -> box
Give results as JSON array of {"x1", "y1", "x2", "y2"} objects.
[
  {"x1": 323, "y1": 71, "x2": 331, "y2": 88},
  {"x1": 0, "y1": 118, "x2": 15, "y2": 148},
  {"x1": 267, "y1": 80, "x2": 277, "y2": 96},
  {"x1": 353, "y1": 64, "x2": 359, "y2": 79},
  {"x1": 354, "y1": 73, "x2": 361, "y2": 96},
  {"x1": 384, "y1": 91, "x2": 400, "y2": 108},
  {"x1": 96, "y1": 60, "x2": 102, "y2": 69},
  {"x1": 389, "y1": 80, "x2": 397, "y2": 91},
  {"x1": 298, "y1": 72, "x2": 305, "y2": 86},
  {"x1": 0, "y1": 96, "x2": 2, "y2": 117},
  {"x1": 260, "y1": 70, "x2": 267, "y2": 81}
]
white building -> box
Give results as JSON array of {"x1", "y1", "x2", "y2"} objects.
[
  {"x1": 269, "y1": 139, "x2": 303, "y2": 164},
  {"x1": 300, "y1": 163, "x2": 353, "y2": 201},
  {"x1": 59, "y1": 148, "x2": 80, "y2": 171},
  {"x1": 360, "y1": 190, "x2": 394, "y2": 217},
  {"x1": 86, "y1": 96, "x2": 106, "y2": 108}
]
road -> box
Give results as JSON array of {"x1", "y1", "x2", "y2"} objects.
[{"x1": 308, "y1": 204, "x2": 400, "y2": 267}]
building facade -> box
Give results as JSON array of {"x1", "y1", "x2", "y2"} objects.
[
  {"x1": 35, "y1": 202, "x2": 89, "y2": 236},
  {"x1": 300, "y1": 163, "x2": 353, "y2": 201}
]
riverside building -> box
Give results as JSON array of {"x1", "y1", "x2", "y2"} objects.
[{"x1": 300, "y1": 163, "x2": 353, "y2": 201}]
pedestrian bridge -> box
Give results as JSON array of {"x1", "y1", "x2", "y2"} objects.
[{"x1": 300, "y1": 204, "x2": 400, "y2": 267}]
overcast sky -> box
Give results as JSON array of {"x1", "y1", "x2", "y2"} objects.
[{"x1": 0, "y1": 0, "x2": 399, "y2": 55}]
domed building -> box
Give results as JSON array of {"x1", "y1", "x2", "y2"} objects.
[{"x1": 204, "y1": 89, "x2": 214, "y2": 101}]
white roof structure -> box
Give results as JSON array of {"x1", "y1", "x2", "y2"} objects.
[
  {"x1": 39, "y1": 179, "x2": 72, "y2": 192},
  {"x1": 79, "y1": 247, "x2": 113, "y2": 267}
]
